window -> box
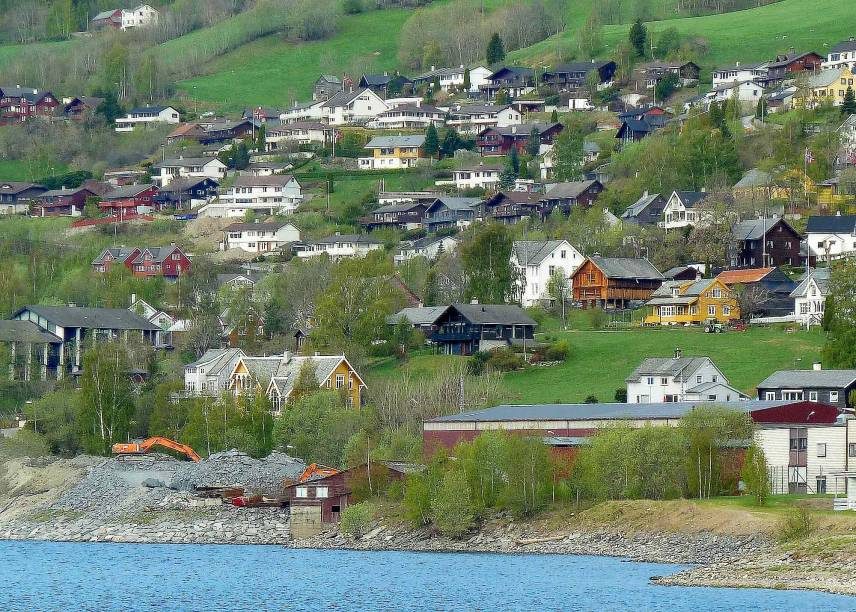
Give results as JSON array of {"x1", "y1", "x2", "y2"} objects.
[
  {"x1": 560, "y1": 250, "x2": 566, "y2": 259},
  {"x1": 783, "y1": 390, "x2": 804, "y2": 400},
  {"x1": 723, "y1": 306, "x2": 731, "y2": 316},
  {"x1": 816, "y1": 476, "x2": 827, "y2": 494},
  {"x1": 646, "y1": 377, "x2": 654, "y2": 385},
  {"x1": 850, "y1": 443, "x2": 856, "y2": 457},
  {"x1": 708, "y1": 305, "x2": 716, "y2": 316},
  {"x1": 661, "y1": 377, "x2": 668, "y2": 386},
  {"x1": 712, "y1": 288, "x2": 721, "y2": 298},
  {"x1": 336, "y1": 374, "x2": 345, "y2": 389},
  {"x1": 295, "y1": 486, "x2": 308, "y2": 498},
  {"x1": 809, "y1": 391, "x2": 818, "y2": 402},
  {"x1": 696, "y1": 375, "x2": 702, "y2": 384},
  {"x1": 315, "y1": 486, "x2": 329, "y2": 499},
  {"x1": 817, "y1": 443, "x2": 827, "y2": 458},
  {"x1": 712, "y1": 375, "x2": 718, "y2": 383},
  {"x1": 765, "y1": 391, "x2": 776, "y2": 400}
]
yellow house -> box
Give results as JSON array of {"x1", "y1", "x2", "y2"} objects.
[
  {"x1": 358, "y1": 134, "x2": 426, "y2": 170},
  {"x1": 816, "y1": 177, "x2": 855, "y2": 210},
  {"x1": 234, "y1": 353, "x2": 365, "y2": 413},
  {"x1": 643, "y1": 278, "x2": 740, "y2": 325},
  {"x1": 798, "y1": 67, "x2": 856, "y2": 108}
]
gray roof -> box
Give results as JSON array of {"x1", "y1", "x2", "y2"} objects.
[
  {"x1": 365, "y1": 135, "x2": 426, "y2": 149},
  {"x1": 543, "y1": 180, "x2": 598, "y2": 200},
  {"x1": 0, "y1": 320, "x2": 61, "y2": 344},
  {"x1": 0, "y1": 182, "x2": 44, "y2": 195},
  {"x1": 428, "y1": 400, "x2": 794, "y2": 423},
  {"x1": 216, "y1": 272, "x2": 265, "y2": 287},
  {"x1": 789, "y1": 272, "x2": 831, "y2": 298},
  {"x1": 589, "y1": 256, "x2": 663, "y2": 280},
  {"x1": 757, "y1": 370, "x2": 856, "y2": 389},
  {"x1": 428, "y1": 196, "x2": 482, "y2": 212},
  {"x1": 387, "y1": 306, "x2": 447, "y2": 326},
  {"x1": 265, "y1": 355, "x2": 358, "y2": 398},
  {"x1": 186, "y1": 348, "x2": 244, "y2": 373},
  {"x1": 102, "y1": 183, "x2": 155, "y2": 200},
  {"x1": 805, "y1": 215, "x2": 856, "y2": 234},
  {"x1": 372, "y1": 201, "x2": 425, "y2": 214},
  {"x1": 92, "y1": 246, "x2": 138, "y2": 265},
  {"x1": 831, "y1": 39, "x2": 856, "y2": 54},
  {"x1": 626, "y1": 356, "x2": 717, "y2": 382},
  {"x1": 312, "y1": 234, "x2": 381, "y2": 245},
  {"x1": 732, "y1": 218, "x2": 785, "y2": 241},
  {"x1": 650, "y1": 278, "x2": 716, "y2": 298},
  {"x1": 687, "y1": 381, "x2": 748, "y2": 398},
  {"x1": 512, "y1": 240, "x2": 569, "y2": 266},
  {"x1": 400, "y1": 235, "x2": 457, "y2": 250},
  {"x1": 663, "y1": 265, "x2": 697, "y2": 279},
  {"x1": 231, "y1": 175, "x2": 295, "y2": 187},
  {"x1": 673, "y1": 191, "x2": 708, "y2": 209},
  {"x1": 804, "y1": 68, "x2": 844, "y2": 89},
  {"x1": 15, "y1": 305, "x2": 160, "y2": 331},
  {"x1": 153, "y1": 157, "x2": 219, "y2": 169},
  {"x1": 449, "y1": 104, "x2": 512, "y2": 116},
  {"x1": 622, "y1": 192, "x2": 663, "y2": 219},
  {"x1": 734, "y1": 168, "x2": 772, "y2": 189},
  {"x1": 448, "y1": 303, "x2": 537, "y2": 326},
  {"x1": 92, "y1": 9, "x2": 119, "y2": 20},
  {"x1": 158, "y1": 177, "x2": 218, "y2": 193},
  {"x1": 321, "y1": 89, "x2": 371, "y2": 109}
]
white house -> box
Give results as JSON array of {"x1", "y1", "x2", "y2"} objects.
[
  {"x1": 437, "y1": 163, "x2": 503, "y2": 191},
  {"x1": 791, "y1": 268, "x2": 830, "y2": 327},
  {"x1": 823, "y1": 38, "x2": 856, "y2": 71},
  {"x1": 202, "y1": 175, "x2": 303, "y2": 218},
  {"x1": 121, "y1": 4, "x2": 158, "y2": 30},
  {"x1": 358, "y1": 135, "x2": 425, "y2": 170},
  {"x1": 222, "y1": 220, "x2": 301, "y2": 254},
  {"x1": 412, "y1": 65, "x2": 492, "y2": 93},
  {"x1": 626, "y1": 352, "x2": 747, "y2": 403},
  {"x1": 266, "y1": 122, "x2": 328, "y2": 150},
  {"x1": 711, "y1": 61, "x2": 768, "y2": 87},
  {"x1": 805, "y1": 214, "x2": 856, "y2": 261},
  {"x1": 366, "y1": 104, "x2": 445, "y2": 129},
  {"x1": 662, "y1": 190, "x2": 709, "y2": 230},
  {"x1": 184, "y1": 348, "x2": 245, "y2": 396},
  {"x1": 128, "y1": 295, "x2": 174, "y2": 348},
  {"x1": 115, "y1": 105, "x2": 179, "y2": 132},
  {"x1": 279, "y1": 100, "x2": 326, "y2": 124},
  {"x1": 838, "y1": 114, "x2": 856, "y2": 167},
  {"x1": 322, "y1": 88, "x2": 388, "y2": 125},
  {"x1": 150, "y1": 157, "x2": 227, "y2": 188},
  {"x1": 512, "y1": 240, "x2": 584, "y2": 307},
  {"x1": 394, "y1": 235, "x2": 459, "y2": 265},
  {"x1": 443, "y1": 104, "x2": 522, "y2": 135},
  {"x1": 297, "y1": 233, "x2": 383, "y2": 260},
  {"x1": 706, "y1": 80, "x2": 764, "y2": 106}
]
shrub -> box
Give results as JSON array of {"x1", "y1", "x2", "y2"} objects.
[
  {"x1": 340, "y1": 502, "x2": 373, "y2": 539},
  {"x1": 741, "y1": 445, "x2": 770, "y2": 506},
  {"x1": 614, "y1": 388, "x2": 627, "y2": 402},
  {"x1": 431, "y1": 470, "x2": 474, "y2": 538},
  {"x1": 777, "y1": 507, "x2": 815, "y2": 542},
  {"x1": 545, "y1": 340, "x2": 570, "y2": 362},
  {"x1": 588, "y1": 308, "x2": 608, "y2": 330},
  {"x1": 403, "y1": 474, "x2": 432, "y2": 526},
  {"x1": 0, "y1": 429, "x2": 50, "y2": 458},
  {"x1": 485, "y1": 348, "x2": 525, "y2": 372}
]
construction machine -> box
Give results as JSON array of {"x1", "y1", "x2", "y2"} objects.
[
  {"x1": 112, "y1": 437, "x2": 202, "y2": 462},
  {"x1": 297, "y1": 463, "x2": 338, "y2": 483}
]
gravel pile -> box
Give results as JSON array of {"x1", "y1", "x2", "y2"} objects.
[{"x1": 170, "y1": 450, "x2": 306, "y2": 495}]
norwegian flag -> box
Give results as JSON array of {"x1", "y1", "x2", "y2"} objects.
[{"x1": 804, "y1": 148, "x2": 815, "y2": 164}]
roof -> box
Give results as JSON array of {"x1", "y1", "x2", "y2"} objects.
[
  {"x1": 487, "y1": 122, "x2": 561, "y2": 137},
  {"x1": 387, "y1": 306, "x2": 447, "y2": 326},
  {"x1": 0, "y1": 181, "x2": 43, "y2": 195},
  {"x1": 805, "y1": 214, "x2": 856, "y2": 234},
  {"x1": 588, "y1": 256, "x2": 663, "y2": 280},
  {"x1": 312, "y1": 234, "x2": 382, "y2": 245},
  {"x1": 622, "y1": 192, "x2": 663, "y2": 219},
  {"x1": 716, "y1": 267, "x2": 775, "y2": 285},
  {"x1": 92, "y1": 9, "x2": 120, "y2": 20},
  {"x1": 131, "y1": 246, "x2": 183, "y2": 264},
  {"x1": 731, "y1": 218, "x2": 788, "y2": 241},
  {"x1": 186, "y1": 348, "x2": 244, "y2": 374},
  {"x1": 158, "y1": 177, "x2": 218, "y2": 193},
  {"x1": 767, "y1": 51, "x2": 821, "y2": 69},
  {"x1": 487, "y1": 66, "x2": 534, "y2": 79},
  {"x1": 153, "y1": 157, "x2": 221, "y2": 169},
  {"x1": 0, "y1": 320, "x2": 61, "y2": 344},
  {"x1": 650, "y1": 278, "x2": 716, "y2": 299},
  {"x1": 321, "y1": 89, "x2": 373, "y2": 109},
  {"x1": 399, "y1": 235, "x2": 457, "y2": 251},
  {"x1": 360, "y1": 74, "x2": 392, "y2": 86},
  {"x1": 92, "y1": 246, "x2": 138, "y2": 265},
  {"x1": 427, "y1": 400, "x2": 796, "y2": 424},
  {"x1": 216, "y1": 272, "x2": 265, "y2": 287},
  {"x1": 127, "y1": 105, "x2": 172, "y2": 114},
  {"x1": 734, "y1": 168, "x2": 772, "y2": 189},
  {"x1": 789, "y1": 271, "x2": 831, "y2": 298},
  {"x1": 804, "y1": 68, "x2": 844, "y2": 89},
  {"x1": 548, "y1": 61, "x2": 613, "y2": 74},
  {"x1": 512, "y1": 240, "x2": 569, "y2": 266},
  {"x1": 14, "y1": 305, "x2": 160, "y2": 331},
  {"x1": 231, "y1": 175, "x2": 295, "y2": 188},
  {"x1": 364, "y1": 135, "x2": 426, "y2": 149},
  {"x1": 0, "y1": 85, "x2": 52, "y2": 104},
  {"x1": 223, "y1": 221, "x2": 296, "y2": 232},
  {"x1": 830, "y1": 39, "x2": 856, "y2": 54},
  {"x1": 371, "y1": 201, "x2": 425, "y2": 214},
  {"x1": 672, "y1": 191, "x2": 708, "y2": 209},
  {"x1": 757, "y1": 370, "x2": 856, "y2": 390},
  {"x1": 663, "y1": 265, "x2": 697, "y2": 279},
  {"x1": 447, "y1": 303, "x2": 537, "y2": 326},
  {"x1": 102, "y1": 184, "x2": 156, "y2": 200},
  {"x1": 543, "y1": 180, "x2": 598, "y2": 200},
  {"x1": 626, "y1": 356, "x2": 716, "y2": 382},
  {"x1": 428, "y1": 196, "x2": 482, "y2": 212},
  {"x1": 449, "y1": 104, "x2": 513, "y2": 116},
  {"x1": 318, "y1": 74, "x2": 342, "y2": 84},
  {"x1": 714, "y1": 61, "x2": 767, "y2": 72},
  {"x1": 265, "y1": 355, "x2": 360, "y2": 399}
]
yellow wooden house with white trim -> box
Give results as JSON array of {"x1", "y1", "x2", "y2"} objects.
[{"x1": 643, "y1": 278, "x2": 740, "y2": 325}]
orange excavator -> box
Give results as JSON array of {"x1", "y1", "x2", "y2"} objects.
[
  {"x1": 297, "y1": 463, "x2": 338, "y2": 483},
  {"x1": 112, "y1": 437, "x2": 202, "y2": 463}
]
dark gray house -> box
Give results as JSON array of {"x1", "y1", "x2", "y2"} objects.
[
  {"x1": 428, "y1": 303, "x2": 537, "y2": 355},
  {"x1": 621, "y1": 192, "x2": 666, "y2": 226},
  {"x1": 757, "y1": 368, "x2": 856, "y2": 409}
]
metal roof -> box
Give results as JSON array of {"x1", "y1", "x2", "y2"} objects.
[
  {"x1": 589, "y1": 256, "x2": 663, "y2": 280},
  {"x1": 626, "y1": 356, "x2": 716, "y2": 382},
  {"x1": 0, "y1": 320, "x2": 61, "y2": 344},
  {"x1": 757, "y1": 370, "x2": 856, "y2": 389},
  {"x1": 447, "y1": 303, "x2": 537, "y2": 326},
  {"x1": 15, "y1": 305, "x2": 161, "y2": 331},
  {"x1": 805, "y1": 215, "x2": 856, "y2": 234},
  {"x1": 543, "y1": 180, "x2": 598, "y2": 200},
  {"x1": 387, "y1": 306, "x2": 447, "y2": 326},
  {"x1": 364, "y1": 135, "x2": 426, "y2": 148},
  {"x1": 512, "y1": 240, "x2": 569, "y2": 266}
]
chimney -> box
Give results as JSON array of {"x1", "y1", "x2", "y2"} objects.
[
  {"x1": 283, "y1": 350, "x2": 291, "y2": 363},
  {"x1": 130, "y1": 293, "x2": 136, "y2": 306},
  {"x1": 431, "y1": 65, "x2": 436, "y2": 71},
  {"x1": 674, "y1": 347, "x2": 682, "y2": 360},
  {"x1": 813, "y1": 362, "x2": 822, "y2": 371},
  {"x1": 735, "y1": 61, "x2": 740, "y2": 67},
  {"x1": 314, "y1": 351, "x2": 320, "y2": 357},
  {"x1": 701, "y1": 186, "x2": 706, "y2": 193},
  {"x1": 334, "y1": 231, "x2": 341, "y2": 236},
  {"x1": 470, "y1": 297, "x2": 479, "y2": 304},
  {"x1": 511, "y1": 126, "x2": 517, "y2": 134},
  {"x1": 642, "y1": 189, "x2": 648, "y2": 197}
]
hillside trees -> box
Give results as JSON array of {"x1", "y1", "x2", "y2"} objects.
[
  {"x1": 629, "y1": 18, "x2": 647, "y2": 56},
  {"x1": 78, "y1": 344, "x2": 134, "y2": 455},
  {"x1": 822, "y1": 258, "x2": 856, "y2": 368},
  {"x1": 486, "y1": 32, "x2": 505, "y2": 64},
  {"x1": 460, "y1": 223, "x2": 517, "y2": 303}
]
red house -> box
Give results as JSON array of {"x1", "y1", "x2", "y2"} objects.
[
  {"x1": 765, "y1": 51, "x2": 823, "y2": 85},
  {"x1": 91, "y1": 9, "x2": 123, "y2": 29},
  {"x1": 98, "y1": 184, "x2": 159, "y2": 217},
  {"x1": 31, "y1": 187, "x2": 96, "y2": 216},
  {"x1": 0, "y1": 86, "x2": 60, "y2": 124},
  {"x1": 91, "y1": 244, "x2": 191, "y2": 278},
  {"x1": 92, "y1": 247, "x2": 142, "y2": 274},
  {"x1": 477, "y1": 122, "x2": 563, "y2": 156}
]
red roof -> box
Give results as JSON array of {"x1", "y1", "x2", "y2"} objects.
[{"x1": 716, "y1": 268, "x2": 774, "y2": 284}]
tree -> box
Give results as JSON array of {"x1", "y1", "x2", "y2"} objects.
[
  {"x1": 842, "y1": 86, "x2": 856, "y2": 116},
  {"x1": 462, "y1": 68, "x2": 471, "y2": 92},
  {"x1": 95, "y1": 90, "x2": 124, "y2": 124},
  {"x1": 508, "y1": 145, "x2": 520, "y2": 174},
  {"x1": 440, "y1": 128, "x2": 467, "y2": 157},
  {"x1": 495, "y1": 88, "x2": 509, "y2": 106},
  {"x1": 461, "y1": 223, "x2": 517, "y2": 303},
  {"x1": 629, "y1": 19, "x2": 647, "y2": 57},
  {"x1": 550, "y1": 109, "x2": 559, "y2": 123},
  {"x1": 654, "y1": 72, "x2": 679, "y2": 102},
  {"x1": 656, "y1": 27, "x2": 681, "y2": 59},
  {"x1": 273, "y1": 391, "x2": 360, "y2": 467},
  {"x1": 735, "y1": 283, "x2": 770, "y2": 321},
  {"x1": 486, "y1": 32, "x2": 505, "y2": 64},
  {"x1": 423, "y1": 123, "x2": 439, "y2": 158},
  {"x1": 741, "y1": 445, "x2": 770, "y2": 506},
  {"x1": 577, "y1": 11, "x2": 602, "y2": 59},
  {"x1": 546, "y1": 270, "x2": 569, "y2": 323},
  {"x1": 551, "y1": 129, "x2": 584, "y2": 181},
  {"x1": 823, "y1": 259, "x2": 856, "y2": 368},
  {"x1": 755, "y1": 97, "x2": 768, "y2": 120},
  {"x1": 431, "y1": 469, "x2": 474, "y2": 538},
  {"x1": 83, "y1": 196, "x2": 100, "y2": 219},
  {"x1": 343, "y1": 0, "x2": 363, "y2": 14},
  {"x1": 78, "y1": 344, "x2": 134, "y2": 455},
  {"x1": 525, "y1": 127, "x2": 541, "y2": 157},
  {"x1": 255, "y1": 124, "x2": 266, "y2": 153}
]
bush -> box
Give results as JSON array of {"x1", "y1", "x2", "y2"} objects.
[
  {"x1": 340, "y1": 502, "x2": 374, "y2": 538},
  {"x1": 614, "y1": 388, "x2": 627, "y2": 402},
  {"x1": 545, "y1": 340, "x2": 570, "y2": 362},
  {"x1": 485, "y1": 348, "x2": 526, "y2": 372},
  {"x1": 777, "y1": 507, "x2": 815, "y2": 542},
  {"x1": 588, "y1": 308, "x2": 608, "y2": 330},
  {"x1": 741, "y1": 445, "x2": 770, "y2": 506},
  {"x1": 431, "y1": 470, "x2": 475, "y2": 539},
  {"x1": 0, "y1": 429, "x2": 50, "y2": 458},
  {"x1": 403, "y1": 473, "x2": 432, "y2": 526}
]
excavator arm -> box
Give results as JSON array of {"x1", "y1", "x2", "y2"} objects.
[{"x1": 112, "y1": 437, "x2": 201, "y2": 462}]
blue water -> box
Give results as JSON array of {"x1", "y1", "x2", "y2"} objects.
[{"x1": 3, "y1": 541, "x2": 853, "y2": 611}]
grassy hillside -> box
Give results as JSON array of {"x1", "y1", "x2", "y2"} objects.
[
  {"x1": 369, "y1": 325, "x2": 825, "y2": 404},
  {"x1": 511, "y1": 0, "x2": 852, "y2": 73},
  {"x1": 0, "y1": 160, "x2": 68, "y2": 182}
]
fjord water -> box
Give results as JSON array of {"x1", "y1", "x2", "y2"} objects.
[{"x1": 4, "y1": 541, "x2": 853, "y2": 611}]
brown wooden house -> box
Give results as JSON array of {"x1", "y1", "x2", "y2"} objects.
[
  {"x1": 571, "y1": 255, "x2": 664, "y2": 309},
  {"x1": 765, "y1": 51, "x2": 823, "y2": 86},
  {"x1": 730, "y1": 217, "x2": 802, "y2": 269}
]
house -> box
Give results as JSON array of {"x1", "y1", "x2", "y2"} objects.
[
  {"x1": 361, "y1": 201, "x2": 428, "y2": 232},
  {"x1": 729, "y1": 217, "x2": 802, "y2": 269},
  {"x1": 806, "y1": 214, "x2": 856, "y2": 261},
  {"x1": 423, "y1": 196, "x2": 482, "y2": 232},
  {"x1": 663, "y1": 265, "x2": 702, "y2": 281},
  {"x1": 266, "y1": 122, "x2": 329, "y2": 150},
  {"x1": 616, "y1": 116, "x2": 664, "y2": 147},
  {"x1": 128, "y1": 295, "x2": 176, "y2": 348},
  {"x1": 151, "y1": 157, "x2": 227, "y2": 188},
  {"x1": 244, "y1": 106, "x2": 286, "y2": 124},
  {"x1": 571, "y1": 256, "x2": 664, "y2": 309},
  {"x1": 279, "y1": 99, "x2": 326, "y2": 125},
  {"x1": 733, "y1": 168, "x2": 782, "y2": 202},
  {"x1": 183, "y1": 348, "x2": 245, "y2": 397},
  {"x1": 439, "y1": 163, "x2": 503, "y2": 191},
  {"x1": 103, "y1": 169, "x2": 147, "y2": 186},
  {"x1": 540, "y1": 180, "x2": 604, "y2": 213},
  {"x1": 712, "y1": 61, "x2": 769, "y2": 88},
  {"x1": 98, "y1": 184, "x2": 159, "y2": 217},
  {"x1": 643, "y1": 278, "x2": 739, "y2": 326},
  {"x1": 121, "y1": 4, "x2": 159, "y2": 29},
  {"x1": 626, "y1": 352, "x2": 745, "y2": 403},
  {"x1": 634, "y1": 61, "x2": 699, "y2": 90},
  {"x1": 0, "y1": 85, "x2": 59, "y2": 124},
  {"x1": 285, "y1": 462, "x2": 410, "y2": 536},
  {"x1": 387, "y1": 306, "x2": 446, "y2": 334},
  {"x1": 93, "y1": 245, "x2": 191, "y2": 278},
  {"x1": 366, "y1": 104, "x2": 445, "y2": 129},
  {"x1": 322, "y1": 88, "x2": 388, "y2": 125},
  {"x1": 297, "y1": 233, "x2": 383, "y2": 260},
  {"x1": 482, "y1": 191, "x2": 542, "y2": 224},
  {"x1": 313, "y1": 74, "x2": 343, "y2": 101},
  {"x1": 91, "y1": 247, "x2": 140, "y2": 274},
  {"x1": 815, "y1": 177, "x2": 855, "y2": 209},
  {"x1": 31, "y1": 187, "x2": 96, "y2": 217},
  {"x1": 244, "y1": 162, "x2": 293, "y2": 177},
  {"x1": 444, "y1": 103, "x2": 522, "y2": 135},
  {"x1": 621, "y1": 191, "x2": 666, "y2": 226},
  {"x1": 758, "y1": 366, "x2": 856, "y2": 409},
  {"x1": 0, "y1": 182, "x2": 46, "y2": 214},
  {"x1": 91, "y1": 9, "x2": 123, "y2": 28},
  {"x1": 480, "y1": 67, "x2": 536, "y2": 99},
  {"x1": 428, "y1": 303, "x2": 537, "y2": 355},
  {"x1": 394, "y1": 235, "x2": 459, "y2": 264},
  {"x1": 790, "y1": 268, "x2": 830, "y2": 327},
  {"x1": 477, "y1": 122, "x2": 563, "y2": 156},
  {"x1": 542, "y1": 61, "x2": 617, "y2": 90},
  {"x1": 222, "y1": 221, "x2": 300, "y2": 254},
  {"x1": 823, "y1": 38, "x2": 856, "y2": 71},
  {"x1": 716, "y1": 267, "x2": 796, "y2": 317},
  {"x1": 115, "y1": 106, "x2": 180, "y2": 132},
  {"x1": 412, "y1": 65, "x2": 491, "y2": 93},
  {"x1": 701, "y1": 80, "x2": 764, "y2": 108},
  {"x1": 10, "y1": 305, "x2": 160, "y2": 378},
  {"x1": 798, "y1": 68, "x2": 856, "y2": 108},
  {"x1": 152, "y1": 177, "x2": 218, "y2": 210},
  {"x1": 63, "y1": 96, "x2": 104, "y2": 120},
  {"x1": 582, "y1": 141, "x2": 601, "y2": 164},
  {"x1": 358, "y1": 135, "x2": 426, "y2": 170},
  {"x1": 662, "y1": 190, "x2": 709, "y2": 230},
  {"x1": 358, "y1": 73, "x2": 410, "y2": 98},
  {"x1": 765, "y1": 51, "x2": 823, "y2": 86},
  {"x1": 202, "y1": 175, "x2": 303, "y2": 218},
  {"x1": 512, "y1": 240, "x2": 583, "y2": 307},
  {"x1": 378, "y1": 191, "x2": 442, "y2": 207}
]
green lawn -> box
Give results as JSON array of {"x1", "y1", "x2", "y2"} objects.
[
  {"x1": 368, "y1": 325, "x2": 825, "y2": 405},
  {"x1": 0, "y1": 160, "x2": 68, "y2": 182},
  {"x1": 301, "y1": 171, "x2": 434, "y2": 214}
]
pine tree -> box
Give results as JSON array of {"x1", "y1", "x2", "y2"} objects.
[
  {"x1": 842, "y1": 86, "x2": 856, "y2": 116},
  {"x1": 629, "y1": 19, "x2": 647, "y2": 57},
  {"x1": 525, "y1": 127, "x2": 541, "y2": 157},
  {"x1": 509, "y1": 145, "x2": 520, "y2": 174},
  {"x1": 495, "y1": 88, "x2": 509, "y2": 106},
  {"x1": 755, "y1": 97, "x2": 767, "y2": 120},
  {"x1": 424, "y1": 123, "x2": 440, "y2": 158},
  {"x1": 486, "y1": 33, "x2": 505, "y2": 64},
  {"x1": 462, "y1": 68, "x2": 471, "y2": 92},
  {"x1": 550, "y1": 109, "x2": 559, "y2": 123}
]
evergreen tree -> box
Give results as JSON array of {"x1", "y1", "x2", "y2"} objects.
[
  {"x1": 461, "y1": 223, "x2": 517, "y2": 303},
  {"x1": 462, "y1": 68, "x2": 471, "y2": 92},
  {"x1": 509, "y1": 145, "x2": 520, "y2": 174},
  {"x1": 486, "y1": 33, "x2": 506, "y2": 64},
  {"x1": 95, "y1": 90, "x2": 124, "y2": 124},
  {"x1": 629, "y1": 19, "x2": 647, "y2": 57},
  {"x1": 755, "y1": 97, "x2": 767, "y2": 120},
  {"x1": 424, "y1": 123, "x2": 440, "y2": 158},
  {"x1": 550, "y1": 109, "x2": 559, "y2": 123},
  {"x1": 440, "y1": 128, "x2": 465, "y2": 157},
  {"x1": 255, "y1": 124, "x2": 266, "y2": 153},
  {"x1": 842, "y1": 87, "x2": 856, "y2": 116},
  {"x1": 424, "y1": 269, "x2": 439, "y2": 306},
  {"x1": 495, "y1": 88, "x2": 509, "y2": 105},
  {"x1": 233, "y1": 142, "x2": 251, "y2": 170},
  {"x1": 525, "y1": 127, "x2": 541, "y2": 157}
]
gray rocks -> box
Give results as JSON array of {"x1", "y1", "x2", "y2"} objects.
[{"x1": 170, "y1": 450, "x2": 306, "y2": 495}]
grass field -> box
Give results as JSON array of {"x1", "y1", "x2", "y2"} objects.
[
  {"x1": 368, "y1": 325, "x2": 825, "y2": 404},
  {"x1": 0, "y1": 160, "x2": 67, "y2": 182}
]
